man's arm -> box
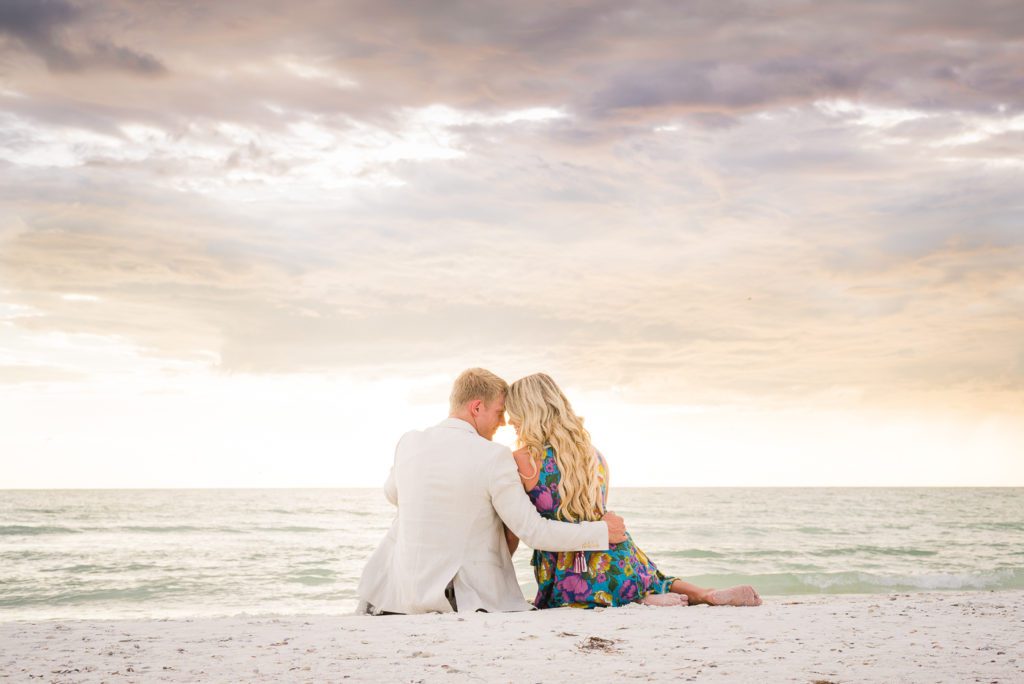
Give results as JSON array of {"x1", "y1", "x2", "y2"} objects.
[
  {"x1": 488, "y1": 451, "x2": 623, "y2": 552},
  {"x1": 383, "y1": 465, "x2": 397, "y2": 506},
  {"x1": 383, "y1": 433, "x2": 410, "y2": 507},
  {"x1": 382, "y1": 432, "x2": 413, "y2": 507}
]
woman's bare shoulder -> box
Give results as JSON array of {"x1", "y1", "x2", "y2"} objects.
[
  {"x1": 512, "y1": 447, "x2": 541, "y2": 489},
  {"x1": 512, "y1": 447, "x2": 534, "y2": 467}
]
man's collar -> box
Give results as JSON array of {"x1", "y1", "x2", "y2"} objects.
[{"x1": 438, "y1": 417, "x2": 478, "y2": 434}]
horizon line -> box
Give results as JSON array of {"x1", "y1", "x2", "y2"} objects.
[{"x1": 3, "y1": 485, "x2": 1022, "y2": 491}]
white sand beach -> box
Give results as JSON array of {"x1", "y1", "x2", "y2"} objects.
[{"x1": 1, "y1": 590, "x2": 1021, "y2": 683}]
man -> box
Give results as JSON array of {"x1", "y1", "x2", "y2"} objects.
[{"x1": 357, "y1": 368, "x2": 627, "y2": 614}]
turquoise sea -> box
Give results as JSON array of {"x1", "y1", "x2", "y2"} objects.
[{"x1": 1, "y1": 488, "x2": 1021, "y2": 620}]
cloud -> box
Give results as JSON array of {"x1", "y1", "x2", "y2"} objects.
[
  {"x1": 0, "y1": 1, "x2": 1019, "y2": 134},
  {"x1": 86, "y1": 39, "x2": 166, "y2": 75},
  {"x1": 2, "y1": 143, "x2": 1020, "y2": 411},
  {"x1": 0, "y1": 0, "x2": 1022, "y2": 416},
  {"x1": 0, "y1": 0, "x2": 80, "y2": 70},
  {"x1": 0, "y1": 0, "x2": 165, "y2": 75}
]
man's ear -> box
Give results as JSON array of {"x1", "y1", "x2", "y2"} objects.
[{"x1": 469, "y1": 399, "x2": 483, "y2": 415}]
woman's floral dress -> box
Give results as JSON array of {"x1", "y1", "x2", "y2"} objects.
[{"x1": 528, "y1": 447, "x2": 677, "y2": 608}]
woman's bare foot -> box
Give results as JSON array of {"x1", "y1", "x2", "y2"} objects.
[
  {"x1": 641, "y1": 593, "x2": 688, "y2": 607},
  {"x1": 706, "y1": 585, "x2": 762, "y2": 607}
]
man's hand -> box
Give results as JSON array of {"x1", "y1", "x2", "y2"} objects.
[{"x1": 602, "y1": 510, "x2": 627, "y2": 544}]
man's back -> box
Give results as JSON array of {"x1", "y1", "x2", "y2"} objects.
[
  {"x1": 399, "y1": 419, "x2": 523, "y2": 611},
  {"x1": 357, "y1": 418, "x2": 608, "y2": 614}
]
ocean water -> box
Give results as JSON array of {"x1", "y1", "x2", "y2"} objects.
[{"x1": 1, "y1": 488, "x2": 1021, "y2": 620}]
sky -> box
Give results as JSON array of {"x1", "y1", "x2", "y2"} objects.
[{"x1": 1, "y1": 0, "x2": 1022, "y2": 488}]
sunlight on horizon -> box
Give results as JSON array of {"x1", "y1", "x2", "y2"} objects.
[{"x1": 2, "y1": 369, "x2": 1021, "y2": 489}]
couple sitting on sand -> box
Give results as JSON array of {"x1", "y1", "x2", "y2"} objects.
[{"x1": 357, "y1": 368, "x2": 762, "y2": 614}]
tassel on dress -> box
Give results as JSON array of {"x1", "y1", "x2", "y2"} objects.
[{"x1": 573, "y1": 551, "x2": 588, "y2": 575}]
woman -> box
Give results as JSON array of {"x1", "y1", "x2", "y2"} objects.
[{"x1": 503, "y1": 373, "x2": 761, "y2": 609}]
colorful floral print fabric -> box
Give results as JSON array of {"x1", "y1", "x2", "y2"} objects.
[{"x1": 527, "y1": 447, "x2": 677, "y2": 608}]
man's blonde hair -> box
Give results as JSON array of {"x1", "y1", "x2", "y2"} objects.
[{"x1": 449, "y1": 368, "x2": 508, "y2": 414}]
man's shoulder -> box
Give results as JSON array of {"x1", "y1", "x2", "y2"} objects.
[
  {"x1": 395, "y1": 428, "x2": 423, "y2": 449},
  {"x1": 396, "y1": 423, "x2": 511, "y2": 458},
  {"x1": 479, "y1": 439, "x2": 513, "y2": 461},
  {"x1": 446, "y1": 431, "x2": 512, "y2": 462}
]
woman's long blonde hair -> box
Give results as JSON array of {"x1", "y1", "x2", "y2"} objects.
[{"x1": 506, "y1": 373, "x2": 602, "y2": 523}]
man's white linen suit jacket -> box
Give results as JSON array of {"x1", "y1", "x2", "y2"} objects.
[{"x1": 356, "y1": 418, "x2": 609, "y2": 614}]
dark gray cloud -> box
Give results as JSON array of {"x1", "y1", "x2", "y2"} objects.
[
  {"x1": 87, "y1": 39, "x2": 165, "y2": 75},
  {"x1": 588, "y1": 57, "x2": 876, "y2": 118},
  {"x1": 0, "y1": 0, "x2": 165, "y2": 75},
  {"x1": 0, "y1": 0, "x2": 80, "y2": 70}
]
